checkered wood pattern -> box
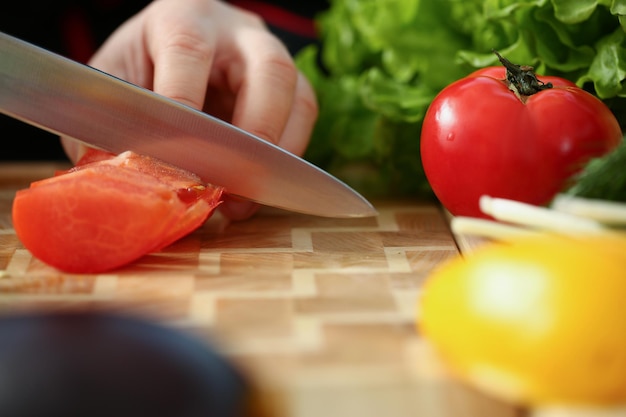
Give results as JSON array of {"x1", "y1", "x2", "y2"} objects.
[{"x1": 0, "y1": 163, "x2": 522, "y2": 417}]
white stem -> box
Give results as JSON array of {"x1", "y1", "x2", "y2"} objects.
[
  {"x1": 551, "y1": 195, "x2": 626, "y2": 226},
  {"x1": 479, "y1": 195, "x2": 608, "y2": 236},
  {"x1": 532, "y1": 405, "x2": 626, "y2": 417},
  {"x1": 451, "y1": 216, "x2": 541, "y2": 242}
]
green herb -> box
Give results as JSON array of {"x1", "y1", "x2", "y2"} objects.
[
  {"x1": 566, "y1": 139, "x2": 626, "y2": 202},
  {"x1": 296, "y1": 0, "x2": 626, "y2": 198}
]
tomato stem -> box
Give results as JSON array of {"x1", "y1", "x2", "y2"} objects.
[{"x1": 493, "y1": 50, "x2": 552, "y2": 100}]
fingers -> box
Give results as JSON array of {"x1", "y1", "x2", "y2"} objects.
[
  {"x1": 216, "y1": 72, "x2": 317, "y2": 221},
  {"x1": 144, "y1": 1, "x2": 217, "y2": 111},
  {"x1": 226, "y1": 29, "x2": 299, "y2": 146},
  {"x1": 206, "y1": 5, "x2": 316, "y2": 153},
  {"x1": 90, "y1": 0, "x2": 315, "y2": 154},
  {"x1": 276, "y1": 72, "x2": 318, "y2": 156},
  {"x1": 60, "y1": 136, "x2": 83, "y2": 163},
  {"x1": 218, "y1": 196, "x2": 260, "y2": 221},
  {"x1": 86, "y1": 13, "x2": 153, "y2": 89}
]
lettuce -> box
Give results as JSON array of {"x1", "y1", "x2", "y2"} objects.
[{"x1": 296, "y1": 0, "x2": 626, "y2": 198}]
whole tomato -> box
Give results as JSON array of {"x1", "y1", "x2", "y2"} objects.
[{"x1": 420, "y1": 53, "x2": 622, "y2": 218}]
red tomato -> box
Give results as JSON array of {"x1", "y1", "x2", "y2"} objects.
[
  {"x1": 12, "y1": 149, "x2": 224, "y2": 273},
  {"x1": 420, "y1": 64, "x2": 622, "y2": 218}
]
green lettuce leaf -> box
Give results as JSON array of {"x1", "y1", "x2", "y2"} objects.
[{"x1": 578, "y1": 28, "x2": 626, "y2": 98}]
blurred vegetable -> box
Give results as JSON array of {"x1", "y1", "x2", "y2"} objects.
[
  {"x1": 419, "y1": 234, "x2": 626, "y2": 409},
  {"x1": 0, "y1": 310, "x2": 251, "y2": 417},
  {"x1": 296, "y1": 0, "x2": 626, "y2": 198}
]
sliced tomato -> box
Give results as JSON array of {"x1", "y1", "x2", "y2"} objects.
[{"x1": 12, "y1": 149, "x2": 224, "y2": 273}]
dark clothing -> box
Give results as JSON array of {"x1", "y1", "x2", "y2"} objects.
[{"x1": 0, "y1": 0, "x2": 327, "y2": 160}]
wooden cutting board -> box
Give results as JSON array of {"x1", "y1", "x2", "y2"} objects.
[{"x1": 0, "y1": 162, "x2": 521, "y2": 417}]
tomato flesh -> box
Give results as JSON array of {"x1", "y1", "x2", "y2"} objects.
[
  {"x1": 420, "y1": 67, "x2": 622, "y2": 218},
  {"x1": 12, "y1": 150, "x2": 224, "y2": 273}
]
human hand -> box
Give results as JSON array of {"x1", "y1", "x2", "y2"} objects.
[{"x1": 62, "y1": 0, "x2": 318, "y2": 220}]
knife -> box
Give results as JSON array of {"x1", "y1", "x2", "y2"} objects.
[{"x1": 0, "y1": 32, "x2": 377, "y2": 218}]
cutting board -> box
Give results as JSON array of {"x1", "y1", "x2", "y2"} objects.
[{"x1": 0, "y1": 162, "x2": 521, "y2": 417}]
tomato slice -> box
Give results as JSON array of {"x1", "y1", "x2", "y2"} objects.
[{"x1": 12, "y1": 149, "x2": 224, "y2": 273}]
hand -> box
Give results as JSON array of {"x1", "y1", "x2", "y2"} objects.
[{"x1": 62, "y1": 0, "x2": 318, "y2": 220}]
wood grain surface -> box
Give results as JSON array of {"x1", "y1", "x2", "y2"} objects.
[{"x1": 0, "y1": 163, "x2": 522, "y2": 417}]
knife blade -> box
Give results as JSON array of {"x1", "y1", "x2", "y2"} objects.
[{"x1": 0, "y1": 32, "x2": 377, "y2": 218}]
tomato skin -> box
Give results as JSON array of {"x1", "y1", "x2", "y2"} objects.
[
  {"x1": 12, "y1": 150, "x2": 223, "y2": 273},
  {"x1": 420, "y1": 67, "x2": 622, "y2": 218}
]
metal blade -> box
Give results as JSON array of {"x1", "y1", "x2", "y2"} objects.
[{"x1": 0, "y1": 32, "x2": 377, "y2": 218}]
